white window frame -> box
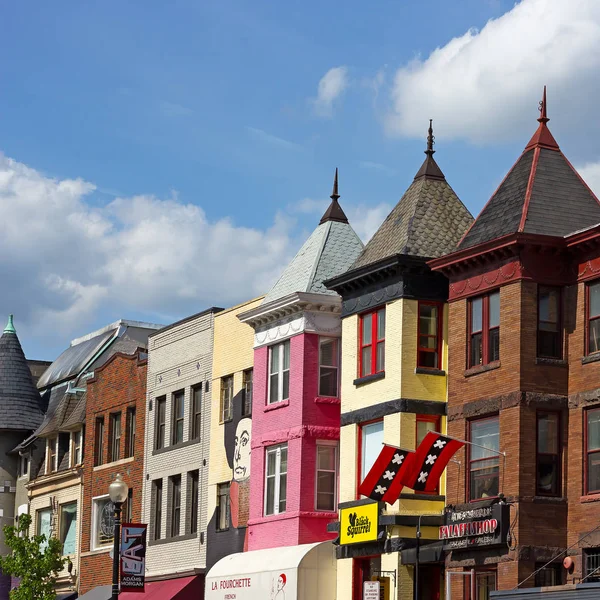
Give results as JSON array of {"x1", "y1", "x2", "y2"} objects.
[
  {"x1": 268, "y1": 341, "x2": 290, "y2": 404},
  {"x1": 318, "y1": 337, "x2": 340, "y2": 397},
  {"x1": 264, "y1": 443, "x2": 288, "y2": 516},
  {"x1": 47, "y1": 437, "x2": 58, "y2": 474},
  {"x1": 315, "y1": 441, "x2": 338, "y2": 512},
  {"x1": 71, "y1": 430, "x2": 82, "y2": 467},
  {"x1": 59, "y1": 501, "x2": 78, "y2": 556},
  {"x1": 91, "y1": 494, "x2": 115, "y2": 551}
]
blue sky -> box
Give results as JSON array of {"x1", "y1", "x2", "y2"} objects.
[{"x1": 2, "y1": 0, "x2": 600, "y2": 360}]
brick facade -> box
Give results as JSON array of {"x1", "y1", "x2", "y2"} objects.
[{"x1": 79, "y1": 351, "x2": 147, "y2": 594}]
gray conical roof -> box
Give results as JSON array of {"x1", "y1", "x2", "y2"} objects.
[{"x1": 0, "y1": 315, "x2": 44, "y2": 431}]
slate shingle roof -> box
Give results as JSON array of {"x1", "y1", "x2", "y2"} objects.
[
  {"x1": 459, "y1": 104, "x2": 600, "y2": 249},
  {"x1": 0, "y1": 321, "x2": 44, "y2": 431},
  {"x1": 351, "y1": 154, "x2": 473, "y2": 269},
  {"x1": 262, "y1": 211, "x2": 364, "y2": 304}
]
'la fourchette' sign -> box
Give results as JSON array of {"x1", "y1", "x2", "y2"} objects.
[{"x1": 439, "y1": 503, "x2": 509, "y2": 550}]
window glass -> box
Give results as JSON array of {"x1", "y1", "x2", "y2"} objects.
[
  {"x1": 269, "y1": 341, "x2": 290, "y2": 403},
  {"x1": 476, "y1": 572, "x2": 496, "y2": 600},
  {"x1": 362, "y1": 316, "x2": 372, "y2": 345},
  {"x1": 93, "y1": 497, "x2": 115, "y2": 548},
  {"x1": 170, "y1": 475, "x2": 181, "y2": 537},
  {"x1": 471, "y1": 419, "x2": 500, "y2": 459},
  {"x1": 37, "y1": 508, "x2": 52, "y2": 551},
  {"x1": 153, "y1": 480, "x2": 162, "y2": 540},
  {"x1": 585, "y1": 549, "x2": 600, "y2": 582},
  {"x1": 417, "y1": 419, "x2": 437, "y2": 447},
  {"x1": 361, "y1": 421, "x2": 384, "y2": 482},
  {"x1": 590, "y1": 282, "x2": 600, "y2": 319},
  {"x1": 319, "y1": 338, "x2": 339, "y2": 397},
  {"x1": 189, "y1": 471, "x2": 199, "y2": 534},
  {"x1": 156, "y1": 398, "x2": 166, "y2": 450},
  {"x1": 173, "y1": 391, "x2": 185, "y2": 444},
  {"x1": 489, "y1": 292, "x2": 500, "y2": 328},
  {"x1": 242, "y1": 369, "x2": 253, "y2": 417},
  {"x1": 471, "y1": 297, "x2": 483, "y2": 332},
  {"x1": 265, "y1": 444, "x2": 288, "y2": 515},
  {"x1": 537, "y1": 413, "x2": 560, "y2": 496},
  {"x1": 217, "y1": 482, "x2": 230, "y2": 531},
  {"x1": 469, "y1": 418, "x2": 500, "y2": 500},
  {"x1": 60, "y1": 502, "x2": 77, "y2": 555},
  {"x1": 316, "y1": 445, "x2": 337, "y2": 511},
  {"x1": 538, "y1": 413, "x2": 559, "y2": 454},
  {"x1": 110, "y1": 413, "x2": 121, "y2": 462},
  {"x1": 587, "y1": 409, "x2": 600, "y2": 493},
  {"x1": 377, "y1": 309, "x2": 385, "y2": 340}
]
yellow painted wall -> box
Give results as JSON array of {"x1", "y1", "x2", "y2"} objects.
[
  {"x1": 207, "y1": 296, "x2": 263, "y2": 521},
  {"x1": 338, "y1": 297, "x2": 449, "y2": 600}
]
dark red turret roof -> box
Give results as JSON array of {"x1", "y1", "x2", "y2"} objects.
[{"x1": 459, "y1": 87, "x2": 600, "y2": 249}]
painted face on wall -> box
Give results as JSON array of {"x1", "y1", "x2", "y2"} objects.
[{"x1": 233, "y1": 417, "x2": 251, "y2": 481}]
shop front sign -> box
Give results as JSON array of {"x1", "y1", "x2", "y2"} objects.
[
  {"x1": 439, "y1": 503, "x2": 509, "y2": 550},
  {"x1": 340, "y1": 501, "x2": 379, "y2": 545}
]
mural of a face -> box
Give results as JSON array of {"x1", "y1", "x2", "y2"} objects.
[
  {"x1": 277, "y1": 574, "x2": 286, "y2": 591},
  {"x1": 233, "y1": 417, "x2": 251, "y2": 481}
]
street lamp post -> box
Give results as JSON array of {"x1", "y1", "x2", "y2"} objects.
[{"x1": 108, "y1": 473, "x2": 129, "y2": 600}]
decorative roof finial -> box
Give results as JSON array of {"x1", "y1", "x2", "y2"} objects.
[
  {"x1": 4, "y1": 314, "x2": 16, "y2": 334},
  {"x1": 331, "y1": 167, "x2": 340, "y2": 202},
  {"x1": 425, "y1": 119, "x2": 435, "y2": 156},
  {"x1": 538, "y1": 85, "x2": 549, "y2": 124}
]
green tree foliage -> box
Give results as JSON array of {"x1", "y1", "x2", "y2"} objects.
[{"x1": 0, "y1": 513, "x2": 65, "y2": 600}]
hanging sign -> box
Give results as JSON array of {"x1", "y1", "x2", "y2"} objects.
[
  {"x1": 339, "y1": 501, "x2": 379, "y2": 545},
  {"x1": 120, "y1": 523, "x2": 147, "y2": 592},
  {"x1": 364, "y1": 581, "x2": 380, "y2": 600},
  {"x1": 439, "y1": 503, "x2": 509, "y2": 550}
]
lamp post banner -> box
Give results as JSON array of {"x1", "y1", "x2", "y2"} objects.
[{"x1": 120, "y1": 523, "x2": 147, "y2": 592}]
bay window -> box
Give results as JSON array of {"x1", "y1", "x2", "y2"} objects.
[
  {"x1": 586, "y1": 408, "x2": 600, "y2": 494},
  {"x1": 468, "y1": 416, "x2": 500, "y2": 501},
  {"x1": 587, "y1": 281, "x2": 600, "y2": 355},
  {"x1": 417, "y1": 302, "x2": 442, "y2": 370},
  {"x1": 359, "y1": 308, "x2": 385, "y2": 377},
  {"x1": 538, "y1": 286, "x2": 561, "y2": 358},
  {"x1": 319, "y1": 337, "x2": 339, "y2": 397},
  {"x1": 537, "y1": 412, "x2": 560, "y2": 496},
  {"x1": 269, "y1": 341, "x2": 290, "y2": 404},
  {"x1": 265, "y1": 444, "x2": 287, "y2": 515},
  {"x1": 469, "y1": 291, "x2": 500, "y2": 367}
]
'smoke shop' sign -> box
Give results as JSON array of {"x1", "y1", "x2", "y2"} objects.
[{"x1": 439, "y1": 503, "x2": 509, "y2": 550}]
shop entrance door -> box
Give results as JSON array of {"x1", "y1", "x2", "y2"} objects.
[
  {"x1": 416, "y1": 565, "x2": 441, "y2": 600},
  {"x1": 352, "y1": 556, "x2": 382, "y2": 600}
]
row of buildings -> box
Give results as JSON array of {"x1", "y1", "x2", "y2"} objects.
[{"x1": 2, "y1": 91, "x2": 600, "y2": 600}]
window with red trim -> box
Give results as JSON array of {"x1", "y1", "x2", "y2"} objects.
[
  {"x1": 538, "y1": 286, "x2": 561, "y2": 359},
  {"x1": 468, "y1": 291, "x2": 499, "y2": 368},
  {"x1": 587, "y1": 281, "x2": 600, "y2": 355},
  {"x1": 468, "y1": 416, "x2": 499, "y2": 501},
  {"x1": 536, "y1": 412, "x2": 560, "y2": 496},
  {"x1": 586, "y1": 407, "x2": 600, "y2": 494},
  {"x1": 359, "y1": 308, "x2": 385, "y2": 378},
  {"x1": 418, "y1": 302, "x2": 442, "y2": 370},
  {"x1": 416, "y1": 415, "x2": 441, "y2": 493}
]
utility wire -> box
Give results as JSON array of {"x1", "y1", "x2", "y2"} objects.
[{"x1": 515, "y1": 522, "x2": 600, "y2": 589}]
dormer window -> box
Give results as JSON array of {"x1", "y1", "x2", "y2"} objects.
[
  {"x1": 18, "y1": 453, "x2": 29, "y2": 478},
  {"x1": 47, "y1": 437, "x2": 58, "y2": 473},
  {"x1": 71, "y1": 430, "x2": 83, "y2": 466}
]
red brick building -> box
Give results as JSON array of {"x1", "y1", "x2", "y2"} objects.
[
  {"x1": 430, "y1": 90, "x2": 600, "y2": 598},
  {"x1": 79, "y1": 350, "x2": 147, "y2": 594}
]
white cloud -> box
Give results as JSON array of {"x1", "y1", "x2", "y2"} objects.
[
  {"x1": 0, "y1": 153, "x2": 295, "y2": 336},
  {"x1": 245, "y1": 126, "x2": 302, "y2": 151},
  {"x1": 312, "y1": 66, "x2": 349, "y2": 117},
  {"x1": 346, "y1": 203, "x2": 392, "y2": 243},
  {"x1": 385, "y1": 0, "x2": 600, "y2": 144}
]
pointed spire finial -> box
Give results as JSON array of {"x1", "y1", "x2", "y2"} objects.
[
  {"x1": 330, "y1": 167, "x2": 340, "y2": 201},
  {"x1": 425, "y1": 119, "x2": 435, "y2": 156},
  {"x1": 4, "y1": 314, "x2": 15, "y2": 334},
  {"x1": 538, "y1": 85, "x2": 549, "y2": 124}
]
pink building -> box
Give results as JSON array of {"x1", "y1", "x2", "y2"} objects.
[{"x1": 238, "y1": 172, "x2": 363, "y2": 551}]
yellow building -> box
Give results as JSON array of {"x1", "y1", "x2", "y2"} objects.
[
  {"x1": 206, "y1": 296, "x2": 263, "y2": 570},
  {"x1": 325, "y1": 126, "x2": 474, "y2": 600}
]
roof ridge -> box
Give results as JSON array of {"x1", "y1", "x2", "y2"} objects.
[
  {"x1": 518, "y1": 146, "x2": 542, "y2": 232},
  {"x1": 306, "y1": 221, "x2": 332, "y2": 292}
]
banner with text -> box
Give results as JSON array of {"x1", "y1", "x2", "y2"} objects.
[{"x1": 120, "y1": 523, "x2": 147, "y2": 592}]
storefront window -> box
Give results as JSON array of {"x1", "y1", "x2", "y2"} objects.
[
  {"x1": 92, "y1": 496, "x2": 115, "y2": 549},
  {"x1": 59, "y1": 502, "x2": 77, "y2": 555},
  {"x1": 469, "y1": 417, "x2": 499, "y2": 501}
]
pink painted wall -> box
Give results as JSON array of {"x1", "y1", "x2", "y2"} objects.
[{"x1": 247, "y1": 332, "x2": 340, "y2": 551}]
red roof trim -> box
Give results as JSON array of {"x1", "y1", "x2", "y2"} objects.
[
  {"x1": 519, "y1": 146, "x2": 541, "y2": 232},
  {"x1": 523, "y1": 122, "x2": 560, "y2": 152}
]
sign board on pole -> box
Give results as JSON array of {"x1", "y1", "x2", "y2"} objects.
[
  {"x1": 364, "y1": 580, "x2": 380, "y2": 600},
  {"x1": 120, "y1": 523, "x2": 147, "y2": 592},
  {"x1": 339, "y1": 501, "x2": 379, "y2": 545}
]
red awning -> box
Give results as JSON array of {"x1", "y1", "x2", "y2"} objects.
[{"x1": 119, "y1": 575, "x2": 202, "y2": 599}]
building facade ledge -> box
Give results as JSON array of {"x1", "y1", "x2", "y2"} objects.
[
  {"x1": 263, "y1": 399, "x2": 290, "y2": 413},
  {"x1": 464, "y1": 361, "x2": 501, "y2": 377},
  {"x1": 92, "y1": 456, "x2": 134, "y2": 472},
  {"x1": 582, "y1": 353, "x2": 600, "y2": 365},
  {"x1": 580, "y1": 494, "x2": 600, "y2": 504},
  {"x1": 148, "y1": 532, "x2": 198, "y2": 547},
  {"x1": 535, "y1": 357, "x2": 568, "y2": 367},
  {"x1": 415, "y1": 367, "x2": 446, "y2": 377},
  {"x1": 314, "y1": 396, "x2": 341, "y2": 405},
  {"x1": 151, "y1": 436, "x2": 201, "y2": 457},
  {"x1": 353, "y1": 372, "x2": 385, "y2": 387}
]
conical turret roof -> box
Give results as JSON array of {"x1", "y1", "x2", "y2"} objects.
[
  {"x1": 0, "y1": 315, "x2": 44, "y2": 431},
  {"x1": 351, "y1": 121, "x2": 473, "y2": 269},
  {"x1": 459, "y1": 87, "x2": 600, "y2": 249},
  {"x1": 262, "y1": 170, "x2": 364, "y2": 304}
]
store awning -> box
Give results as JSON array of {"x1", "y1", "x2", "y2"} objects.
[
  {"x1": 206, "y1": 541, "x2": 336, "y2": 600},
  {"x1": 79, "y1": 576, "x2": 202, "y2": 600}
]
